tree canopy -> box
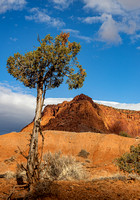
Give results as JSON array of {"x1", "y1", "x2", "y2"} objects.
[{"x1": 7, "y1": 32, "x2": 86, "y2": 91}]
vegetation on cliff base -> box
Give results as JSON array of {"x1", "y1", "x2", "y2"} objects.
[
  {"x1": 116, "y1": 144, "x2": 140, "y2": 175},
  {"x1": 119, "y1": 131, "x2": 131, "y2": 138}
]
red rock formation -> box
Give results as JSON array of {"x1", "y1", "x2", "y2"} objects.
[
  {"x1": 21, "y1": 94, "x2": 140, "y2": 137},
  {"x1": 100, "y1": 105, "x2": 140, "y2": 137}
]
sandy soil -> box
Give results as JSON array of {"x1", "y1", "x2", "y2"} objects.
[
  {"x1": 0, "y1": 131, "x2": 140, "y2": 199},
  {"x1": 1, "y1": 178, "x2": 140, "y2": 200}
]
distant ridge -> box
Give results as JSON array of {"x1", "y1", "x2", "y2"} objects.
[{"x1": 22, "y1": 94, "x2": 140, "y2": 137}]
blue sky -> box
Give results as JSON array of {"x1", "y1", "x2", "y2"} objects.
[{"x1": 0, "y1": 0, "x2": 140, "y2": 134}]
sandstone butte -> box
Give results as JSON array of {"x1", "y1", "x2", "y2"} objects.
[{"x1": 21, "y1": 94, "x2": 140, "y2": 137}]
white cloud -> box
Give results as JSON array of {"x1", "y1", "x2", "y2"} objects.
[
  {"x1": 25, "y1": 8, "x2": 65, "y2": 27},
  {"x1": 62, "y1": 28, "x2": 93, "y2": 43},
  {"x1": 82, "y1": 15, "x2": 105, "y2": 24},
  {"x1": 97, "y1": 15, "x2": 122, "y2": 44},
  {"x1": 83, "y1": 0, "x2": 140, "y2": 13},
  {"x1": 0, "y1": 0, "x2": 26, "y2": 14},
  {"x1": 82, "y1": 0, "x2": 140, "y2": 44},
  {"x1": 82, "y1": 14, "x2": 122, "y2": 44},
  {"x1": 0, "y1": 83, "x2": 139, "y2": 134},
  {"x1": 0, "y1": 84, "x2": 35, "y2": 134},
  {"x1": 95, "y1": 100, "x2": 140, "y2": 111},
  {"x1": 52, "y1": 0, "x2": 73, "y2": 9},
  {"x1": 83, "y1": 0, "x2": 123, "y2": 15},
  {"x1": 44, "y1": 98, "x2": 72, "y2": 105},
  {"x1": 0, "y1": 83, "x2": 72, "y2": 134},
  {"x1": 117, "y1": 0, "x2": 140, "y2": 11},
  {"x1": 136, "y1": 46, "x2": 140, "y2": 50},
  {"x1": 10, "y1": 37, "x2": 18, "y2": 42}
]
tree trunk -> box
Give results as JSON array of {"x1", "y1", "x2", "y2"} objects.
[{"x1": 27, "y1": 84, "x2": 43, "y2": 185}]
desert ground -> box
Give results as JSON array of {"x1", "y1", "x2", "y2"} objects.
[{"x1": 0, "y1": 130, "x2": 140, "y2": 199}]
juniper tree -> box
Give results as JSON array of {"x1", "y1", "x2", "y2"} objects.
[{"x1": 6, "y1": 32, "x2": 86, "y2": 185}]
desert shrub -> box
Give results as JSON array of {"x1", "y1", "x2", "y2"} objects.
[
  {"x1": 4, "y1": 156, "x2": 15, "y2": 164},
  {"x1": 119, "y1": 131, "x2": 131, "y2": 138},
  {"x1": 41, "y1": 152, "x2": 88, "y2": 181},
  {"x1": 16, "y1": 163, "x2": 27, "y2": 185},
  {"x1": 78, "y1": 149, "x2": 90, "y2": 158},
  {"x1": 24, "y1": 152, "x2": 88, "y2": 199},
  {"x1": 116, "y1": 144, "x2": 140, "y2": 175},
  {"x1": 14, "y1": 152, "x2": 87, "y2": 187},
  {"x1": 5, "y1": 171, "x2": 15, "y2": 179}
]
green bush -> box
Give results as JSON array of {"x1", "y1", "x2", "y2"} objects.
[
  {"x1": 116, "y1": 144, "x2": 140, "y2": 175},
  {"x1": 78, "y1": 149, "x2": 90, "y2": 158},
  {"x1": 119, "y1": 131, "x2": 131, "y2": 138}
]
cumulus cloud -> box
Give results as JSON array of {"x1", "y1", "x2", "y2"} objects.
[
  {"x1": 0, "y1": 83, "x2": 139, "y2": 135},
  {"x1": 83, "y1": 0, "x2": 140, "y2": 13},
  {"x1": 82, "y1": 0, "x2": 140, "y2": 44},
  {"x1": 52, "y1": 0, "x2": 73, "y2": 9},
  {"x1": 25, "y1": 8, "x2": 65, "y2": 27},
  {"x1": 97, "y1": 15, "x2": 122, "y2": 44},
  {"x1": 0, "y1": 83, "x2": 72, "y2": 134},
  {"x1": 0, "y1": 0, "x2": 26, "y2": 14},
  {"x1": 117, "y1": 0, "x2": 140, "y2": 11},
  {"x1": 62, "y1": 28, "x2": 93, "y2": 43},
  {"x1": 0, "y1": 84, "x2": 35, "y2": 134},
  {"x1": 83, "y1": 0, "x2": 122, "y2": 15}
]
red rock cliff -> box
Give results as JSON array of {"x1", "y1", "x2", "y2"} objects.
[{"x1": 21, "y1": 94, "x2": 140, "y2": 137}]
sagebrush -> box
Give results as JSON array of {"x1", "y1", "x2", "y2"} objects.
[
  {"x1": 17, "y1": 152, "x2": 88, "y2": 183},
  {"x1": 41, "y1": 152, "x2": 88, "y2": 181}
]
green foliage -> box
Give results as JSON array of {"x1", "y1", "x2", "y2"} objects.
[
  {"x1": 116, "y1": 144, "x2": 140, "y2": 175},
  {"x1": 119, "y1": 131, "x2": 131, "y2": 138},
  {"x1": 7, "y1": 32, "x2": 86, "y2": 90}
]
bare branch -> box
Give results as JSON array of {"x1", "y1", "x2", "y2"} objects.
[{"x1": 17, "y1": 146, "x2": 28, "y2": 160}]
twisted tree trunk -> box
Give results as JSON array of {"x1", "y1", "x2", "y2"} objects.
[{"x1": 27, "y1": 83, "x2": 43, "y2": 185}]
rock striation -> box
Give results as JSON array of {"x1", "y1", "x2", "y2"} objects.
[{"x1": 21, "y1": 94, "x2": 140, "y2": 137}]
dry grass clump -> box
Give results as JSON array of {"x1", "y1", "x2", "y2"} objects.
[
  {"x1": 127, "y1": 173, "x2": 140, "y2": 180},
  {"x1": 4, "y1": 156, "x2": 15, "y2": 164},
  {"x1": 92, "y1": 173, "x2": 127, "y2": 182},
  {"x1": 4, "y1": 171, "x2": 15, "y2": 179},
  {"x1": 15, "y1": 152, "x2": 88, "y2": 185},
  {"x1": 41, "y1": 152, "x2": 88, "y2": 181},
  {"x1": 16, "y1": 163, "x2": 27, "y2": 185},
  {"x1": 24, "y1": 152, "x2": 88, "y2": 199},
  {"x1": 92, "y1": 173, "x2": 140, "y2": 182}
]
